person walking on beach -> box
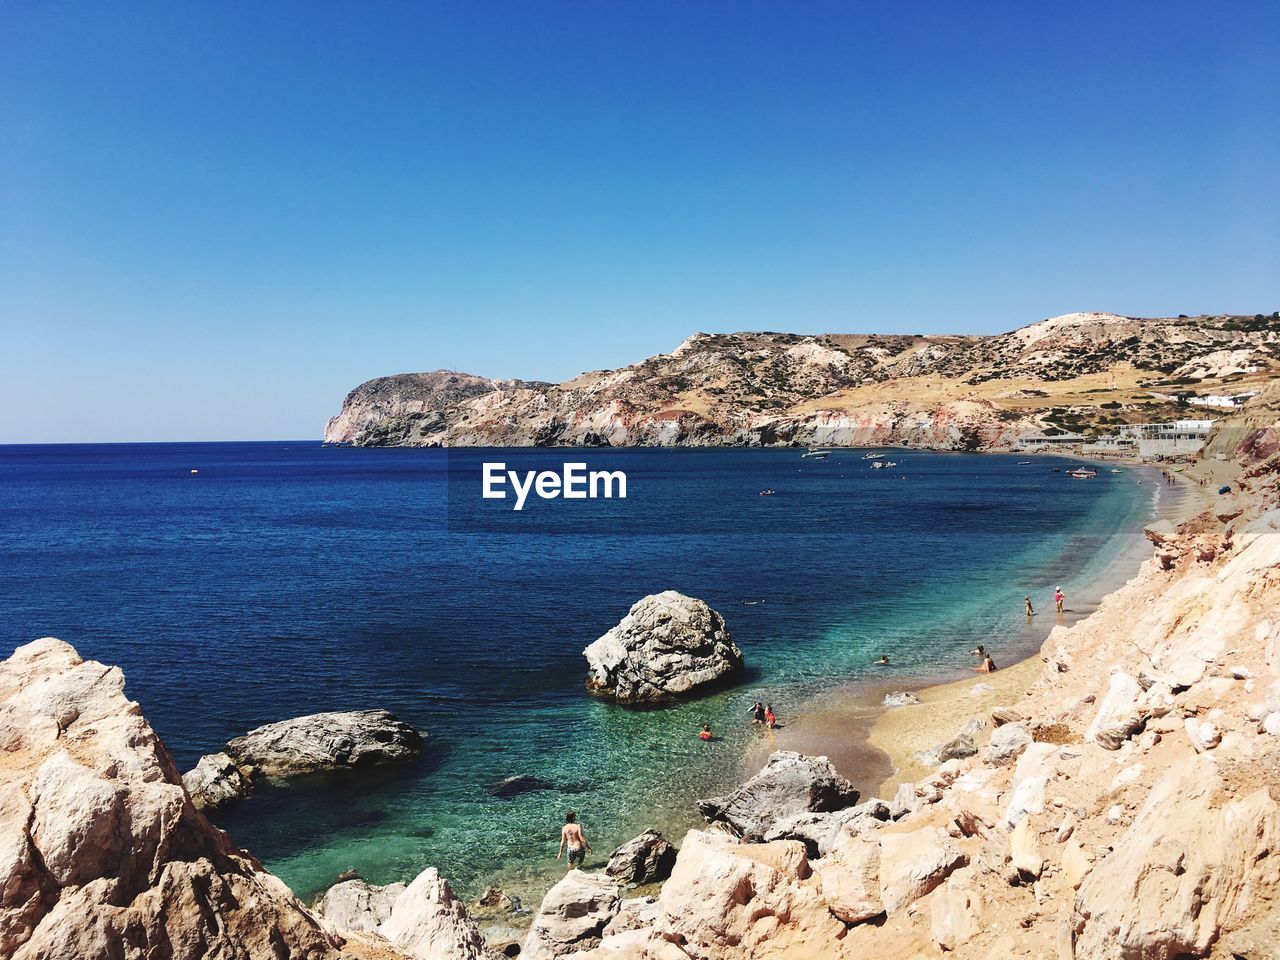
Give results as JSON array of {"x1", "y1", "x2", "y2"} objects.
[
  {"x1": 1025, "y1": 595, "x2": 1034, "y2": 617},
  {"x1": 557, "y1": 810, "x2": 592, "y2": 869},
  {"x1": 1054, "y1": 586, "x2": 1065, "y2": 613},
  {"x1": 749, "y1": 701, "x2": 766, "y2": 725},
  {"x1": 764, "y1": 704, "x2": 778, "y2": 729}
]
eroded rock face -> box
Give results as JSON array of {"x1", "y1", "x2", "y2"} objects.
[
  {"x1": 878, "y1": 827, "x2": 967, "y2": 914},
  {"x1": 380, "y1": 868, "x2": 490, "y2": 960},
  {"x1": 316, "y1": 877, "x2": 405, "y2": 934},
  {"x1": 653, "y1": 831, "x2": 844, "y2": 959},
  {"x1": 605, "y1": 830, "x2": 677, "y2": 885},
  {"x1": 697, "y1": 751, "x2": 859, "y2": 839},
  {"x1": 1070, "y1": 756, "x2": 1280, "y2": 959},
  {"x1": 522, "y1": 870, "x2": 621, "y2": 960},
  {"x1": 0, "y1": 638, "x2": 346, "y2": 960},
  {"x1": 583, "y1": 592, "x2": 744, "y2": 705},
  {"x1": 224, "y1": 708, "x2": 425, "y2": 779}
]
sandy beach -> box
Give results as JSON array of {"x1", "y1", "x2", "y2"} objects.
[{"x1": 757, "y1": 459, "x2": 1218, "y2": 799}]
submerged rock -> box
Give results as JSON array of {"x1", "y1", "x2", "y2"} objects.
[
  {"x1": 223, "y1": 708, "x2": 424, "y2": 778},
  {"x1": 582, "y1": 591, "x2": 744, "y2": 705},
  {"x1": 488, "y1": 774, "x2": 555, "y2": 798},
  {"x1": 605, "y1": 829, "x2": 678, "y2": 885},
  {"x1": 697, "y1": 750, "x2": 859, "y2": 838}
]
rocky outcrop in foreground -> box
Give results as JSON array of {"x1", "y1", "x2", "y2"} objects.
[
  {"x1": 316, "y1": 870, "x2": 490, "y2": 960},
  {"x1": 583, "y1": 592, "x2": 744, "y2": 705},
  {"x1": 183, "y1": 708, "x2": 424, "y2": 810},
  {"x1": 0, "y1": 638, "x2": 357, "y2": 959},
  {"x1": 544, "y1": 426, "x2": 1280, "y2": 959}
]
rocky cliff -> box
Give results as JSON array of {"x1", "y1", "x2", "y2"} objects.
[{"x1": 325, "y1": 312, "x2": 1280, "y2": 448}]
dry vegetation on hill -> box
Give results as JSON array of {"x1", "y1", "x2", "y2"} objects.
[{"x1": 325, "y1": 312, "x2": 1280, "y2": 449}]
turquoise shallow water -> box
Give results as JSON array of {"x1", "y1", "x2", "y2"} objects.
[{"x1": 0, "y1": 443, "x2": 1156, "y2": 904}]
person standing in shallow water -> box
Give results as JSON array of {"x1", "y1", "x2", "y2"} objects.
[
  {"x1": 1055, "y1": 586, "x2": 1065, "y2": 613},
  {"x1": 749, "y1": 701, "x2": 766, "y2": 725},
  {"x1": 557, "y1": 810, "x2": 592, "y2": 869},
  {"x1": 1025, "y1": 595, "x2": 1035, "y2": 617}
]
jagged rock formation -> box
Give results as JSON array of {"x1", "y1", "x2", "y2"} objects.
[
  {"x1": 325, "y1": 313, "x2": 1280, "y2": 448},
  {"x1": 521, "y1": 871, "x2": 621, "y2": 959},
  {"x1": 697, "y1": 751, "x2": 860, "y2": 839},
  {"x1": 0, "y1": 638, "x2": 364, "y2": 959},
  {"x1": 184, "y1": 708, "x2": 424, "y2": 809},
  {"x1": 583, "y1": 592, "x2": 744, "y2": 705},
  {"x1": 605, "y1": 830, "x2": 677, "y2": 886}
]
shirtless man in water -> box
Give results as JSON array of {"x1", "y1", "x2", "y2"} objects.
[{"x1": 556, "y1": 810, "x2": 592, "y2": 869}]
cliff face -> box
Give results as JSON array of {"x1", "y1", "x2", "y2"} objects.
[
  {"x1": 325, "y1": 313, "x2": 1280, "y2": 448},
  {"x1": 0, "y1": 639, "x2": 400, "y2": 960}
]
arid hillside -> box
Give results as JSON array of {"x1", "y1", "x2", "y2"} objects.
[{"x1": 325, "y1": 312, "x2": 1280, "y2": 449}]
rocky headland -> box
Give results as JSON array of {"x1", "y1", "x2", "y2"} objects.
[{"x1": 325, "y1": 312, "x2": 1280, "y2": 449}]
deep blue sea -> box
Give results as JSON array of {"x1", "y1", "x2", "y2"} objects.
[{"x1": 0, "y1": 443, "x2": 1157, "y2": 905}]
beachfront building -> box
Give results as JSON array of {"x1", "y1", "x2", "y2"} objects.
[
  {"x1": 1083, "y1": 419, "x2": 1216, "y2": 459},
  {"x1": 1187, "y1": 391, "x2": 1259, "y2": 409},
  {"x1": 1014, "y1": 431, "x2": 1086, "y2": 452}
]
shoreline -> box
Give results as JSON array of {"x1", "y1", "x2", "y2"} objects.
[{"x1": 762, "y1": 460, "x2": 1204, "y2": 799}]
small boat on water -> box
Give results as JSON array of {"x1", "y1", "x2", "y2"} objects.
[
  {"x1": 1052, "y1": 467, "x2": 1061, "y2": 473},
  {"x1": 759, "y1": 488, "x2": 777, "y2": 496},
  {"x1": 1068, "y1": 467, "x2": 1098, "y2": 479},
  {"x1": 1110, "y1": 468, "x2": 1123, "y2": 474},
  {"x1": 801, "y1": 447, "x2": 830, "y2": 459},
  {"x1": 1017, "y1": 460, "x2": 1032, "y2": 465},
  {"x1": 871, "y1": 461, "x2": 887, "y2": 469},
  {"x1": 863, "y1": 452, "x2": 884, "y2": 460}
]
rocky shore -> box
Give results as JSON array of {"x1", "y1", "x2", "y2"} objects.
[{"x1": 3, "y1": 422, "x2": 1279, "y2": 958}]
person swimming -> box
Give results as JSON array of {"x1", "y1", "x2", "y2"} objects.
[
  {"x1": 699, "y1": 724, "x2": 713, "y2": 741},
  {"x1": 973, "y1": 653, "x2": 997, "y2": 673},
  {"x1": 875, "y1": 655, "x2": 890, "y2": 666}
]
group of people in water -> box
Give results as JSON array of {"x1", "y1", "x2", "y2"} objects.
[
  {"x1": 1025, "y1": 585, "x2": 1067, "y2": 617},
  {"x1": 696, "y1": 700, "x2": 778, "y2": 743},
  {"x1": 561, "y1": 583, "x2": 1074, "y2": 870}
]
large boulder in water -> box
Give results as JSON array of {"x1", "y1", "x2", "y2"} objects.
[
  {"x1": 582, "y1": 591, "x2": 744, "y2": 705},
  {"x1": 223, "y1": 708, "x2": 424, "y2": 778},
  {"x1": 697, "y1": 751, "x2": 860, "y2": 839}
]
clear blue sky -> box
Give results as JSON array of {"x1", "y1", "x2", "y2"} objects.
[{"x1": 2, "y1": 2, "x2": 1277, "y2": 442}]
